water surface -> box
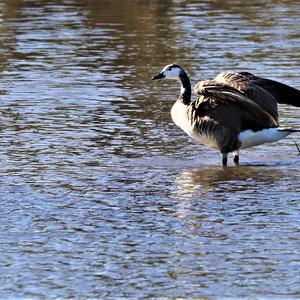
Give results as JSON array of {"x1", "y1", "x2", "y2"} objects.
[{"x1": 0, "y1": 0, "x2": 299, "y2": 298}]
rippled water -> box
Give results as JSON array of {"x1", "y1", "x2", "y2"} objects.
[{"x1": 0, "y1": 0, "x2": 299, "y2": 298}]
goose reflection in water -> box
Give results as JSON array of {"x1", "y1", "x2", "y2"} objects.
[{"x1": 174, "y1": 165, "x2": 283, "y2": 199}]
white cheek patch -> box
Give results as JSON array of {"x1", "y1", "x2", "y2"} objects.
[{"x1": 163, "y1": 67, "x2": 181, "y2": 79}]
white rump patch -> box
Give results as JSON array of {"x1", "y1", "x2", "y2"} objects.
[{"x1": 239, "y1": 128, "x2": 291, "y2": 149}]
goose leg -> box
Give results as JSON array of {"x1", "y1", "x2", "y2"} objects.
[
  {"x1": 233, "y1": 150, "x2": 239, "y2": 165},
  {"x1": 221, "y1": 153, "x2": 228, "y2": 166}
]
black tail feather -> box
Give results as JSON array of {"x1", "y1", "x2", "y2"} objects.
[
  {"x1": 240, "y1": 72, "x2": 300, "y2": 107},
  {"x1": 250, "y1": 77, "x2": 300, "y2": 107}
]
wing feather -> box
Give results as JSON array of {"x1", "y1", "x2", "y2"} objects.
[
  {"x1": 214, "y1": 72, "x2": 278, "y2": 121},
  {"x1": 191, "y1": 83, "x2": 278, "y2": 133}
]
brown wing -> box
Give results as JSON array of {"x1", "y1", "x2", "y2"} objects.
[
  {"x1": 214, "y1": 72, "x2": 250, "y2": 92},
  {"x1": 194, "y1": 79, "x2": 245, "y2": 97},
  {"x1": 214, "y1": 71, "x2": 278, "y2": 121},
  {"x1": 191, "y1": 83, "x2": 278, "y2": 133}
]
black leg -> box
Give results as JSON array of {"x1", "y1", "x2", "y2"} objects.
[
  {"x1": 222, "y1": 155, "x2": 228, "y2": 166},
  {"x1": 233, "y1": 155, "x2": 239, "y2": 164}
]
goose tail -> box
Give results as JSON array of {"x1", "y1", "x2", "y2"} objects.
[{"x1": 278, "y1": 128, "x2": 300, "y2": 133}]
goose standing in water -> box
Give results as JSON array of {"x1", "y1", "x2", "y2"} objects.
[{"x1": 152, "y1": 64, "x2": 300, "y2": 166}]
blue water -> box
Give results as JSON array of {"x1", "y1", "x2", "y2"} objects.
[{"x1": 0, "y1": 0, "x2": 299, "y2": 298}]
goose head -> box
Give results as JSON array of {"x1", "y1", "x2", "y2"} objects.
[{"x1": 152, "y1": 64, "x2": 185, "y2": 80}]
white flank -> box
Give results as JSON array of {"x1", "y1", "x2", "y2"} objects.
[
  {"x1": 171, "y1": 101, "x2": 191, "y2": 134},
  {"x1": 239, "y1": 128, "x2": 291, "y2": 149},
  {"x1": 171, "y1": 101, "x2": 219, "y2": 149}
]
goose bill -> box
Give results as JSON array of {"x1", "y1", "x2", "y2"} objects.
[{"x1": 152, "y1": 73, "x2": 165, "y2": 80}]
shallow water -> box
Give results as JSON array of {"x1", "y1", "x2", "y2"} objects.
[{"x1": 0, "y1": 0, "x2": 299, "y2": 298}]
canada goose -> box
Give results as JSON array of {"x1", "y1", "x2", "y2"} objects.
[{"x1": 152, "y1": 64, "x2": 299, "y2": 166}]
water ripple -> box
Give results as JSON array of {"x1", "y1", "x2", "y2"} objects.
[{"x1": 0, "y1": 0, "x2": 299, "y2": 298}]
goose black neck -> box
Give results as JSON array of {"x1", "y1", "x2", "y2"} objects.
[{"x1": 179, "y1": 72, "x2": 191, "y2": 105}]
